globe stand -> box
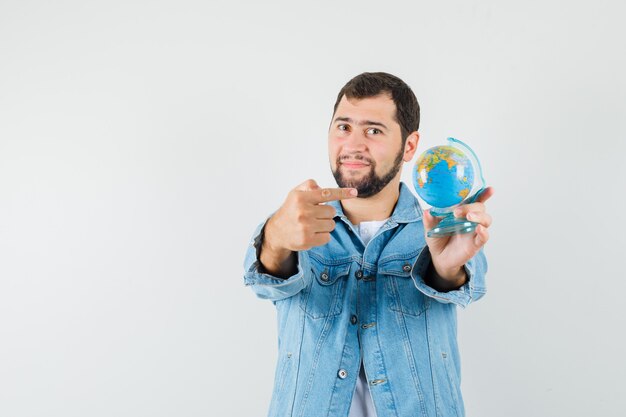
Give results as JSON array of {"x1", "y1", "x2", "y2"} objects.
[{"x1": 427, "y1": 212, "x2": 477, "y2": 238}]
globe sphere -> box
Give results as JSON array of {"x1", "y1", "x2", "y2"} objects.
[{"x1": 412, "y1": 145, "x2": 475, "y2": 208}]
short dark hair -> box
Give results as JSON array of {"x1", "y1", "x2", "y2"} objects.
[{"x1": 332, "y1": 72, "x2": 420, "y2": 143}]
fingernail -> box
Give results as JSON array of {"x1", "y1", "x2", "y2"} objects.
[
  {"x1": 466, "y1": 212, "x2": 474, "y2": 220},
  {"x1": 349, "y1": 188, "x2": 358, "y2": 196}
]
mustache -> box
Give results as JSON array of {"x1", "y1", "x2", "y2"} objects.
[{"x1": 337, "y1": 154, "x2": 374, "y2": 165}]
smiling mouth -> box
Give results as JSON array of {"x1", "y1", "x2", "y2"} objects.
[
  {"x1": 342, "y1": 163, "x2": 368, "y2": 169},
  {"x1": 340, "y1": 160, "x2": 371, "y2": 169}
]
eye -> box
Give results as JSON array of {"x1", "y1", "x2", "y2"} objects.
[
  {"x1": 366, "y1": 128, "x2": 382, "y2": 135},
  {"x1": 337, "y1": 124, "x2": 350, "y2": 132}
]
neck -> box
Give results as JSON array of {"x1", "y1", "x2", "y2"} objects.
[{"x1": 340, "y1": 177, "x2": 401, "y2": 225}]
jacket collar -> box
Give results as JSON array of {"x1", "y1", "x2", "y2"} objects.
[{"x1": 328, "y1": 181, "x2": 423, "y2": 226}]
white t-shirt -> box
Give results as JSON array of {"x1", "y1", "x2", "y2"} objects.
[{"x1": 348, "y1": 218, "x2": 388, "y2": 417}]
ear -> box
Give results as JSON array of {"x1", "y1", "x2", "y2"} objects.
[{"x1": 402, "y1": 131, "x2": 420, "y2": 162}]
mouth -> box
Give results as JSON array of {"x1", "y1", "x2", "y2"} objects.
[{"x1": 340, "y1": 160, "x2": 371, "y2": 169}]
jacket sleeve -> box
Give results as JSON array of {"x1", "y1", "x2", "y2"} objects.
[
  {"x1": 410, "y1": 245, "x2": 488, "y2": 309},
  {"x1": 243, "y1": 218, "x2": 313, "y2": 302}
]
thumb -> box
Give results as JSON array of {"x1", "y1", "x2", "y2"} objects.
[
  {"x1": 295, "y1": 179, "x2": 320, "y2": 192},
  {"x1": 422, "y1": 209, "x2": 441, "y2": 231}
]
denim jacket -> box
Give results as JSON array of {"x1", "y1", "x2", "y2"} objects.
[{"x1": 243, "y1": 182, "x2": 488, "y2": 417}]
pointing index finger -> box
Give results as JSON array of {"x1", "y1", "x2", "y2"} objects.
[{"x1": 307, "y1": 187, "x2": 358, "y2": 203}]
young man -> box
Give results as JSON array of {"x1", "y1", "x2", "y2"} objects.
[{"x1": 243, "y1": 72, "x2": 494, "y2": 417}]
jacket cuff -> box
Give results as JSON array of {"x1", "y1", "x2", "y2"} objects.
[
  {"x1": 243, "y1": 219, "x2": 311, "y2": 301},
  {"x1": 410, "y1": 245, "x2": 487, "y2": 309}
]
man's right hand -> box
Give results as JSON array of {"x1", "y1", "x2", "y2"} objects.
[{"x1": 259, "y1": 179, "x2": 358, "y2": 277}]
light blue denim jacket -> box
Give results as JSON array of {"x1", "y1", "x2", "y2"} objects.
[{"x1": 243, "y1": 182, "x2": 488, "y2": 417}]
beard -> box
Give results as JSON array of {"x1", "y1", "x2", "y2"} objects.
[{"x1": 332, "y1": 148, "x2": 404, "y2": 198}]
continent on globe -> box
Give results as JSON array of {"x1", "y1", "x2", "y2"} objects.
[{"x1": 413, "y1": 145, "x2": 475, "y2": 208}]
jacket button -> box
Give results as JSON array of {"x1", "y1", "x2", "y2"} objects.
[
  {"x1": 337, "y1": 369, "x2": 348, "y2": 379},
  {"x1": 355, "y1": 270, "x2": 363, "y2": 279},
  {"x1": 320, "y1": 272, "x2": 329, "y2": 281},
  {"x1": 350, "y1": 315, "x2": 357, "y2": 325},
  {"x1": 402, "y1": 264, "x2": 412, "y2": 272}
]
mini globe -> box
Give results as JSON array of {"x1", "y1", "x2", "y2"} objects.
[
  {"x1": 413, "y1": 145, "x2": 475, "y2": 209},
  {"x1": 412, "y1": 137, "x2": 486, "y2": 237}
]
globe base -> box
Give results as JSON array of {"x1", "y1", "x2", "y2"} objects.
[{"x1": 427, "y1": 213, "x2": 478, "y2": 238}]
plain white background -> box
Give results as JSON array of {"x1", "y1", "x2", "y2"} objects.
[{"x1": 1, "y1": 0, "x2": 625, "y2": 416}]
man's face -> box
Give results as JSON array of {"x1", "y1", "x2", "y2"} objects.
[{"x1": 328, "y1": 94, "x2": 406, "y2": 198}]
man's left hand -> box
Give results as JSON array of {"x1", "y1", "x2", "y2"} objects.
[{"x1": 422, "y1": 187, "x2": 494, "y2": 286}]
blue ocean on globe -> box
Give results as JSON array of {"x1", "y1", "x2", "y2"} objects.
[{"x1": 412, "y1": 146, "x2": 475, "y2": 208}]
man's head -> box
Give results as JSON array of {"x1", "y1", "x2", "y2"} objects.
[{"x1": 328, "y1": 72, "x2": 420, "y2": 198}]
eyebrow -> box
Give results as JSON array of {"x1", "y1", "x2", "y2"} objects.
[{"x1": 333, "y1": 117, "x2": 389, "y2": 130}]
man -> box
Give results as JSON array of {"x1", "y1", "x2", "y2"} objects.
[{"x1": 243, "y1": 72, "x2": 493, "y2": 417}]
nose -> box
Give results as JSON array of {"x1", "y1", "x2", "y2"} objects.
[{"x1": 342, "y1": 130, "x2": 368, "y2": 153}]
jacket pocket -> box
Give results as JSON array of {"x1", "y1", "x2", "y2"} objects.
[
  {"x1": 268, "y1": 351, "x2": 293, "y2": 416},
  {"x1": 299, "y1": 257, "x2": 350, "y2": 319},
  {"x1": 380, "y1": 256, "x2": 430, "y2": 317},
  {"x1": 441, "y1": 352, "x2": 461, "y2": 416},
  {"x1": 276, "y1": 352, "x2": 292, "y2": 395}
]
